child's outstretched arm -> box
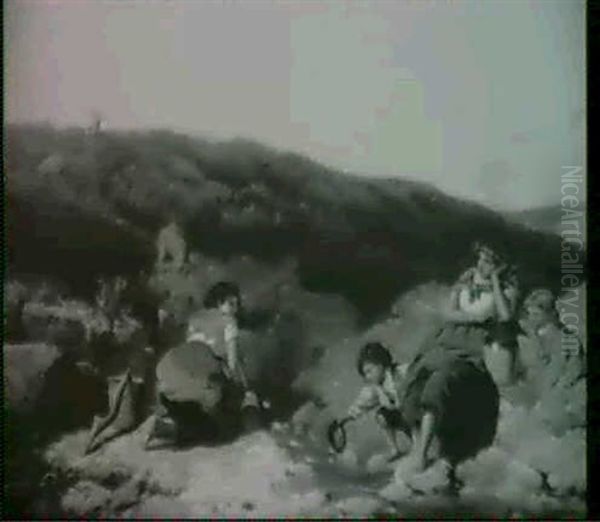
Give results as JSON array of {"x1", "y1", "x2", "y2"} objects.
[{"x1": 347, "y1": 386, "x2": 379, "y2": 420}]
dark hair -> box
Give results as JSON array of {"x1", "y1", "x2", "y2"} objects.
[
  {"x1": 203, "y1": 281, "x2": 241, "y2": 309},
  {"x1": 472, "y1": 241, "x2": 518, "y2": 285},
  {"x1": 356, "y1": 342, "x2": 393, "y2": 377},
  {"x1": 472, "y1": 242, "x2": 504, "y2": 265}
]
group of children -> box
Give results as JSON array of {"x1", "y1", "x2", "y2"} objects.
[
  {"x1": 344, "y1": 243, "x2": 585, "y2": 477},
  {"x1": 140, "y1": 241, "x2": 584, "y2": 482}
]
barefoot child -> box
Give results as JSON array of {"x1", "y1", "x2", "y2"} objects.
[{"x1": 346, "y1": 343, "x2": 411, "y2": 461}]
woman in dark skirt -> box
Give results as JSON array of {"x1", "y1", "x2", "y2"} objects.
[{"x1": 397, "y1": 243, "x2": 519, "y2": 474}]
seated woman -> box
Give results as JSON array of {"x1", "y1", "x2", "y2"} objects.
[
  {"x1": 397, "y1": 243, "x2": 518, "y2": 475},
  {"x1": 147, "y1": 281, "x2": 253, "y2": 447}
]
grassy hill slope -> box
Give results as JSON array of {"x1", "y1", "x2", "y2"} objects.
[{"x1": 6, "y1": 124, "x2": 574, "y2": 321}]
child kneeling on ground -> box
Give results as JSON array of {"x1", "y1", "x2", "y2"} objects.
[{"x1": 346, "y1": 342, "x2": 411, "y2": 462}]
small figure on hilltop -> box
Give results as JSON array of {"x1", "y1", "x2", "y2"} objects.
[
  {"x1": 516, "y1": 288, "x2": 585, "y2": 434},
  {"x1": 146, "y1": 281, "x2": 261, "y2": 448},
  {"x1": 156, "y1": 219, "x2": 187, "y2": 273},
  {"x1": 87, "y1": 111, "x2": 106, "y2": 135}
]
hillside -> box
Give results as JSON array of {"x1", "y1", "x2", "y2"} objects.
[
  {"x1": 5, "y1": 124, "x2": 572, "y2": 322},
  {"x1": 4, "y1": 125, "x2": 586, "y2": 518}
]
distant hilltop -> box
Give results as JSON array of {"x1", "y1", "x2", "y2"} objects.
[{"x1": 504, "y1": 203, "x2": 585, "y2": 238}]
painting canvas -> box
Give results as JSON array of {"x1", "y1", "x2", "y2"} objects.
[{"x1": 4, "y1": 0, "x2": 587, "y2": 518}]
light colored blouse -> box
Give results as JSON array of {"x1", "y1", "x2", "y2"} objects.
[
  {"x1": 458, "y1": 287, "x2": 496, "y2": 320},
  {"x1": 186, "y1": 308, "x2": 239, "y2": 361},
  {"x1": 347, "y1": 365, "x2": 408, "y2": 419},
  {"x1": 455, "y1": 268, "x2": 518, "y2": 322}
]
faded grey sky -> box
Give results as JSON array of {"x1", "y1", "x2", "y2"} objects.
[{"x1": 5, "y1": 0, "x2": 585, "y2": 211}]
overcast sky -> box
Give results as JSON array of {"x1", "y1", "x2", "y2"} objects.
[{"x1": 5, "y1": 0, "x2": 585, "y2": 211}]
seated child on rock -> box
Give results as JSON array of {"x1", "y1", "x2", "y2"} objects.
[{"x1": 517, "y1": 288, "x2": 585, "y2": 434}]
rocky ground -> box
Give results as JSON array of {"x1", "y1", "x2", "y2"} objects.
[{"x1": 38, "y1": 402, "x2": 585, "y2": 519}]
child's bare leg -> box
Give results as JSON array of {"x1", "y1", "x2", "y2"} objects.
[
  {"x1": 426, "y1": 434, "x2": 441, "y2": 461},
  {"x1": 376, "y1": 412, "x2": 402, "y2": 459},
  {"x1": 385, "y1": 428, "x2": 403, "y2": 459},
  {"x1": 413, "y1": 410, "x2": 436, "y2": 471},
  {"x1": 410, "y1": 427, "x2": 419, "y2": 448}
]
